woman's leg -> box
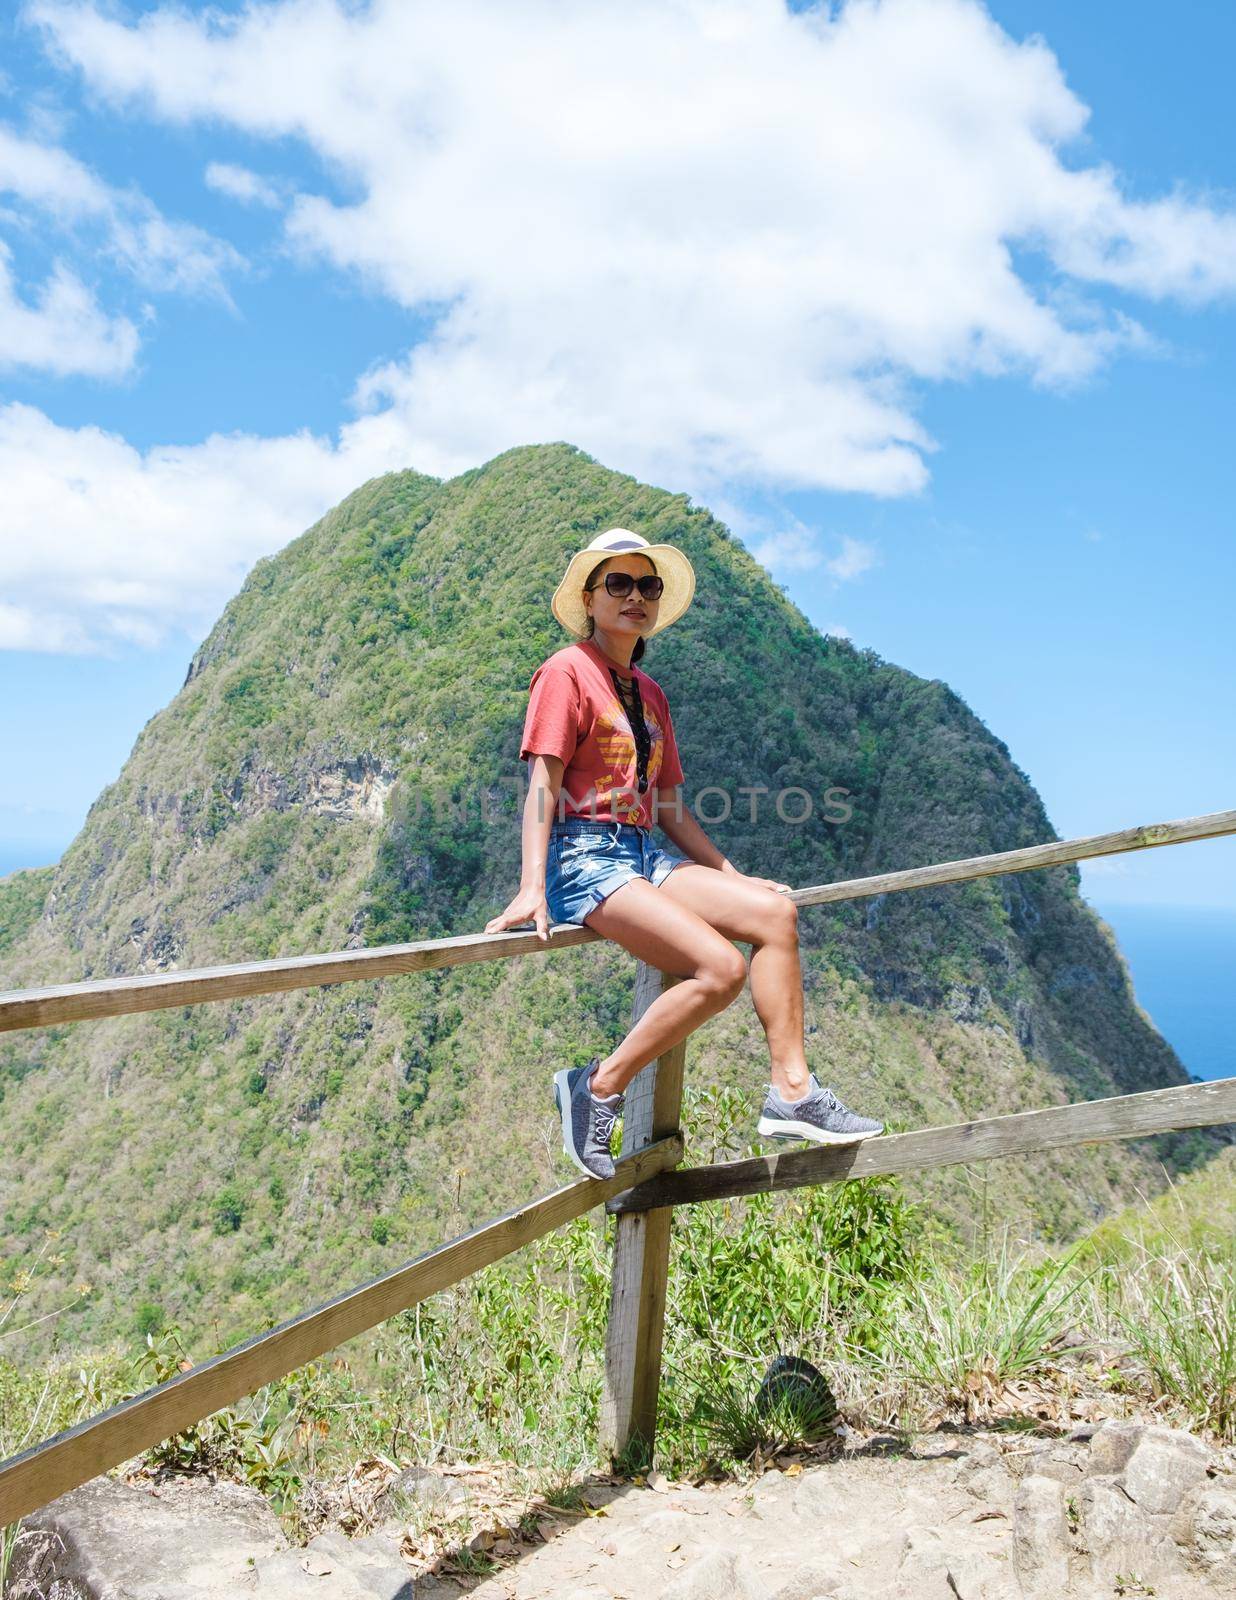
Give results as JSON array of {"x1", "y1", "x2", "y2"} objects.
[
  {"x1": 581, "y1": 878, "x2": 748, "y2": 1098},
  {"x1": 631, "y1": 865, "x2": 811, "y2": 1101}
]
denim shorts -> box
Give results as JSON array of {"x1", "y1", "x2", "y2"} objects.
[{"x1": 545, "y1": 816, "x2": 690, "y2": 927}]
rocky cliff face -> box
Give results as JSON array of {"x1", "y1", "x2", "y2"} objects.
[{"x1": 0, "y1": 442, "x2": 1218, "y2": 1364}]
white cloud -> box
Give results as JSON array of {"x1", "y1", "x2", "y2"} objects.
[
  {"x1": 1083, "y1": 857, "x2": 1132, "y2": 877},
  {"x1": 0, "y1": 239, "x2": 138, "y2": 377},
  {"x1": 824, "y1": 623, "x2": 853, "y2": 640},
  {"x1": 0, "y1": 401, "x2": 408, "y2": 653},
  {"x1": 30, "y1": 0, "x2": 1236, "y2": 482},
  {"x1": 7, "y1": 0, "x2": 1236, "y2": 650},
  {"x1": 205, "y1": 161, "x2": 282, "y2": 208},
  {"x1": 825, "y1": 535, "x2": 879, "y2": 582},
  {"x1": 753, "y1": 524, "x2": 877, "y2": 584},
  {"x1": 752, "y1": 524, "x2": 825, "y2": 573},
  {"x1": 0, "y1": 121, "x2": 242, "y2": 302}
]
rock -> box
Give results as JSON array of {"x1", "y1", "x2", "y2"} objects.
[
  {"x1": 910, "y1": 1435, "x2": 965, "y2": 1462},
  {"x1": 892, "y1": 1526, "x2": 993, "y2": 1599},
  {"x1": 7, "y1": 1473, "x2": 286, "y2": 1599},
  {"x1": 376, "y1": 1463, "x2": 470, "y2": 1519},
  {"x1": 791, "y1": 1471, "x2": 844, "y2": 1519},
  {"x1": 951, "y1": 1441, "x2": 1015, "y2": 1502},
  {"x1": 887, "y1": 1571, "x2": 968, "y2": 1599},
  {"x1": 612, "y1": 1507, "x2": 704, "y2": 1562},
  {"x1": 663, "y1": 1547, "x2": 770, "y2": 1600},
  {"x1": 767, "y1": 1555, "x2": 846, "y2": 1600},
  {"x1": 1074, "y1": 1476, "x2": 1185, "y2": 1590},
  {"x1": 1023, "y1": 1440, "x2": 1086, "y2": 1485},
  {"x1": 636, "y1": 1507, "x2": 704, "y2": 1540},
  {"x1": 1119, "y1": 1425, "x2": 1214, "y2": 1515},
  {"x1": 1182, "y1": 1485, "x2": 1236, "y2": 1572},
  {"x1": 1085, "y1": 1418, "x2": 1144, "y2": 1477},
  {"x1": 747, "y1": 1468, "x2": 798, "y2": 1521},
  {"x1": 647, "y1": 1469, "x2": 672, "y2": 1493},
  {"x1": 1075, "y1": 1476, "x2": 1143, "y2": 1550},
  {"x1": 253, "y1": 1527, "x2": 414, "y2": 1599},
  {"x1": 1012, "y1": 1474, "x2": 1071, "y2": 1594},
  {"x1": 895, "y1": 1525, "x2": 947, "y2": 1581},
  {"x1": 226, "y1": 754, "x2": 396, "y2": 823},
  {"x1": 946, "y1": 981, "x2": 995, "y2": 1025}
]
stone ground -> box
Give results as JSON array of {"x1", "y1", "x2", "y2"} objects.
[{"x1": 10, "y1": 1421, "x2": 1236, "y2": 1599}]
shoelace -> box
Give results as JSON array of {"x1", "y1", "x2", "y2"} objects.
[
  {"x1": 591, "y1": 1098, "x2": 621, "y2": 1147},
  {"x1": 796, "y1": 1082, "x2": 847, "y2": 1118}
]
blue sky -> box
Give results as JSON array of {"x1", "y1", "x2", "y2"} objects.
[{"x1": 1, "y1": 0, "x2": 1233, "y2": 916}]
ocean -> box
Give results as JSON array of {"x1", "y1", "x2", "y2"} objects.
[
  {"x1": 1092, "y1": 901, "x2": 1235, "y2": 1083},
  {"x1": 0, "y1": 846, "x2": 59, "y2": 877}
]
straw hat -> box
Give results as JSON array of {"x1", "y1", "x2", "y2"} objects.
[{"x1": 551, "y1": 528, "x2": 695, "y2": 639}]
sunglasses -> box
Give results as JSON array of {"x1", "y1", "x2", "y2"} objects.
[{"x1": 586, "y1": 572, "x2": 665, "y2": 601}]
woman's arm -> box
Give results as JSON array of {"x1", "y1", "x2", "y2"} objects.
[
  {"x1": 522, "y1": 753, "x2": 564, "y2": 892},
  {"x1": 484, "y1": 753, "x2": 564, "y2": 941},
  {"x1": 652, "y1": 783, "x2": 738, "y2": 873},
  {"x1": 653, "y1": 783, "x2": 792, "y2": 894}
]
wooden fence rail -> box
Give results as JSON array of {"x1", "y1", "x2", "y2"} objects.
[
  {"x1": 2, "y1": 803, "x2": 1234, "y2": 1530},
  {"x1": 0, "y1": 1135, "x2": 683, "y2": 1528},
  {"x1": 608, "y1": 1076, "x2": 1236, "y2": 1214},
  {"x1": 2, "y1": 806, "x2": 1233, "y2": 1035}
]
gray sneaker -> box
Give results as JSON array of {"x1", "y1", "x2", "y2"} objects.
[
  {"x1": 757, "y1": 1075, "x2": 884, "y2": 1145},
  {"x1": 553, "y1": 1057, "x2": 624, "y2": 1180}
]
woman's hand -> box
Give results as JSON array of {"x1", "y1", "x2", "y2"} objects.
[
  {"x1": 722, "y1": 862, "x2": 794, "y2": 895},
  {"x1": 485, "y1": 884, "x2": 553, "y2": 942}
]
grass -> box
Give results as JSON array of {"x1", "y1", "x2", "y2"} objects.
[
  {"x1": 1109, "y1": 1244, "x2": 1236, "y2": 1438},
  {"x1": 870, "y1": 1237, "x2": 1099, "y2": 1425},
  {"x1": 690, "y1": 1359, "x2": 839, "y2": 1462}
]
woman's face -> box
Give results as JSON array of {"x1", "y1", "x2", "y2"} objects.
[{"x1": 584, "y1": 555, "x2": 660, "y2": 639}]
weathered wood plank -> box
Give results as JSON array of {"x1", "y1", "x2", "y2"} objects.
[
  {"x1": 608, "y1": 1077, "x2": 1236, "y2": 1215},
  {"x1": 0, "y1": 1134, "x2": 682, "y2": 1529},
  {"x1": 3, "y1": 806, "x2": 1233, "y2": 1035},
  {"x1": 599, "y1": 966, "x2": 687, "y2": 1464},
  {"x1": 786, "y1": 806, "x2": 1236, "y2": 912},
  {"x1": 0, "y1": 923, "x2": 599, "y2": 1035}
]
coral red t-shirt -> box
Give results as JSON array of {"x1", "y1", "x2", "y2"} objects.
[{"x1": 520, "y1": 637, "x2": 685, "y2": 828}]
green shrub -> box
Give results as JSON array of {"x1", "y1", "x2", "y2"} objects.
[
  {"x1": 211, "y1": 1185, "x2": 245, "y2": 1235},
  {"x1": 135, "y1": 1302, "x2": 164, "y2": 1337}
]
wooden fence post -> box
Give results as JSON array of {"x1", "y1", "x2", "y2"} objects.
[{"x1": 599, "y1": 964, "x2": 686, "y2": 1466}]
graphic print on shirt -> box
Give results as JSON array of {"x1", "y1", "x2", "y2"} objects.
[{"x1": 588, "y1": 697, "x2": 671, "y2": 822}]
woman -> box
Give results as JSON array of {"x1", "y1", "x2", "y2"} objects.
[{"x1": 485, "y1": 527, "x2": 883, "y2": 1179}]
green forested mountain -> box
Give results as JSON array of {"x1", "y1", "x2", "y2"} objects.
[{"x1": 0, "y1": 442, "x2": 1216, "y2": 1365}]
